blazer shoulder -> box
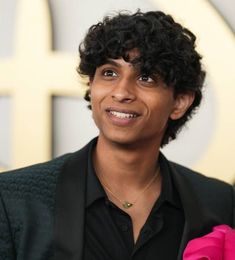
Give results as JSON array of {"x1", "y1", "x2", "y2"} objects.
[
  {"x1": 0, "y1": 153, "x2": 71, "y2": 180},
  {"x1": 170, "y1": 161, "x2": 231, "y2": 188},
  {"x1": 0, "y1": 153, "x2": 72, "y2": 204},
  {"x1": 170, "y1": 161, "x2": 234, "y2": 210}
]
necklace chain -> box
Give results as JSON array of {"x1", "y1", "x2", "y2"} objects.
[{"x1": 99, "y1": 166, "x2": 160, "y2": 209}]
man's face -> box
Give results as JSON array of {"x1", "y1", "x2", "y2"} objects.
[{"x1": 89, "y1": 57, "x2": 193, "y2": 147}]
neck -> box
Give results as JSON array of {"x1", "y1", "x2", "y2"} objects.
[{"x1": 93, "y1": 136, "x2": 161, "y2": 190}]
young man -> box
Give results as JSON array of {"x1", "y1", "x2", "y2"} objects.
[{"x1": 0, "y1": 10, "x2": 234, "y2": 260}]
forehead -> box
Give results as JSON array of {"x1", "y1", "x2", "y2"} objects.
[
  {"x1": 96, "y1": 48, "x2": 162, "y2": 77},
  {"x1": 99, "y1": 48, "x2": 142, "y2": 70},
  {"x1": 102, "y1": 59, "x2": 133, "y2": 68}
]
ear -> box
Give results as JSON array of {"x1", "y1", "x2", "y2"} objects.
[{"x1": 170, "y1": 92, "x2": 195, "y2": 120}]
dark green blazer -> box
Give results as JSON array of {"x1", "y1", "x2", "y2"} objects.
[{"x1": 0, "y1": 139, "x2": 235, "y2": 260}]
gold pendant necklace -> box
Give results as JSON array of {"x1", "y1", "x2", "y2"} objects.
[
  {"x1": 122, "y1": 201, "x2": 133, "y2": 209},
  {"x1": 99, "y1": 166, "x2": 160, "y2": 209}
]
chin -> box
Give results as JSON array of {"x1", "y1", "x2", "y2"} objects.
[
  {"x1": 100, "y1": 131, "x2": 153, "y2": 148},
  {"x1": 100, "y1": 130, "x2": 135, "y2": 144}
]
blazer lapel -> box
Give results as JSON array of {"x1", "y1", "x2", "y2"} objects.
[
  {"x1": 169, "y1": 163, "x2": 222, "y2": 260},
  {"x1": 54, "y1": 140, "x2": 93, "y2": 260}
]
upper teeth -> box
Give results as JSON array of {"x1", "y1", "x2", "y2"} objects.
[{"x1": 110, "y1": 111, "x2": 137, "y2": 119}]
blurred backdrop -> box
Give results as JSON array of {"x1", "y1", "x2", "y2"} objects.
[{"x1": 0, "y1": 0, "x2": 235, "y2": 183}]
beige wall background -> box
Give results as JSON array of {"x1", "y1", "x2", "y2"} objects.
[{"x1": 0, "y1": 0, "x2": 235, "y2": 183}]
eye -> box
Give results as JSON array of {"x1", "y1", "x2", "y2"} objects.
[
  {"x1": 138, "y1": 75, "x2": 154, "y2": 83},
  {"x1": 103, "y1": 69, "x2": 118, "y2": 77}
]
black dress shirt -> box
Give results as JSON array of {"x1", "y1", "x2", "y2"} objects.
[{"x1": 84, "y1": 144, "x2": 185, "y2": 260}]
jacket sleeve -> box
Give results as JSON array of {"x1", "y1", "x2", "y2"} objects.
[{"x1": 0, "y1": 193, "x2": 16, "y2": 260}]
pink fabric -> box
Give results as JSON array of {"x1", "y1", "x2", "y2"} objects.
[{"x1": 183, "y1": 225, "x2": 235, "y2": 260}]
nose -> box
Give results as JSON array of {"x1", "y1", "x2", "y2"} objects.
[{"x1": 111, "y1": 78, "x2": 136, "y2": 103}]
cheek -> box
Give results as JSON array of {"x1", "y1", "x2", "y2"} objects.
[
  {"x1": 90, "y1": 86, "x2": 100, "y2": 108},
  {"x1": 90, "y1": 83, "x2": 110, "y2": 104},
  {"x1": 147, "y1": 95, "x2": 175, "y2": 116},
  {"x1": 147, "y1": 98, "x2": 176, "y2": 128},
  {"x1": 90, "y1": 85, "x2": 108, "y2": 121}
]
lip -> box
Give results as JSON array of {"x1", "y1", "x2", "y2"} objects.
[{"x1": 105, "y1": 107, "x2": 141, "y2": 126}]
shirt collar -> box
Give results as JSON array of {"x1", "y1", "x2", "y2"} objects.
[
  {"x1": 158, "y1": 152, "x2": 182, "y2": 209},
  {"x1": 86, "y1": 139, "x2": 106, "y2": 208}
]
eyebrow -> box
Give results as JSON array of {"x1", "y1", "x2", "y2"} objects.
[
  {"x1": 101, "y1": 59, "x2": 135, "y2": 70},
  {"x1": 104, "y1": 59, "x2": 122, "y2": 67}
]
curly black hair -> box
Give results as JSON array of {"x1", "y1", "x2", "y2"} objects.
[{"x1": 77, "y1": 10, "x2": 206, "y2": 146}]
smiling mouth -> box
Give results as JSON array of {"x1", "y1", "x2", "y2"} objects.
[
  {"x1": 109, "y1": 111, "x2": 138, "y2": 119},
  {"x1": 106, "y1": 108, "x2": 140, "y2": 119}
]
